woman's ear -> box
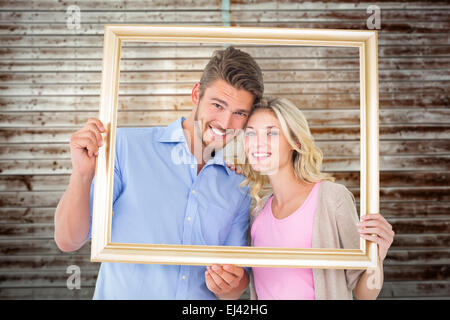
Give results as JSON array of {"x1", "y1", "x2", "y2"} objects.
[
  {"x1": 191, "y1": 82, "x2": 201, "y2": 106},
  {"x1": 291, "y1": 137, "x2": 301, "y2": 151}
]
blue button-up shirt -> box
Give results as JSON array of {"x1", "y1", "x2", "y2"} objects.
[{"x1": 88, "y1": 117, "x2": 251, "y2": 299}]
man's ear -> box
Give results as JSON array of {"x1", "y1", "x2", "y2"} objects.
[{"x1": 192, "y1": 82, "x2": 201, "y2": 106}]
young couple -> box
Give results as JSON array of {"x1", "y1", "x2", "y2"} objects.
[{"x1": 54, "y1": 46, "x2": 394, "y2": 300}]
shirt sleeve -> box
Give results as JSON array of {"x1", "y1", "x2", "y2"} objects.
[
  {"x1": 335, "y1": 186, "x2": 366, "y2": 291},
  {"x1": 87, "y1": 131, "x2": 124, "y2": 239},
  {"x1": 223, "y1": 190, "x2": 252, "y2": 276}
]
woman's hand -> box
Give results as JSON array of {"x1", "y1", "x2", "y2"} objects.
[
  {"x1": 357, "y1": 213, "x2": 395, "y2": 262},
  {"x1": 226, "y1": 162, "x2": 243, "y2": 175}
]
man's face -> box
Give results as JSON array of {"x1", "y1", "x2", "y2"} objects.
[{"x1": 192, "y1": 79, "x2": 255, "y2": 151}]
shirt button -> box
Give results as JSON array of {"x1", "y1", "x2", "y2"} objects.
[
  {"x1": 182, "y1": 275, "x2": 186, "y2": 280},
  {"x1": 191, "y1": 164, "x2": 195, "y2": 169},
  {"x1": 187, "y1": 216, "x2": 191, "y2": 221},
  {"x1": 191, "y1": 189, "x2": 196, "y2": 195}
]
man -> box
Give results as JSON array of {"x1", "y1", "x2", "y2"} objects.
[{"x1": 54, "y1": 46, "x2": 264, "y2": 299}]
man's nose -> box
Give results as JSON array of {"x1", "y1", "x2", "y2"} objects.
[{"x1": 219, "y1": 110, "x2": 233, "y2": 130}]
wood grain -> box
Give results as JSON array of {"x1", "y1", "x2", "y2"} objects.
[{"x1": 0, "y1": 0, "x2": 449, "y2": 300}]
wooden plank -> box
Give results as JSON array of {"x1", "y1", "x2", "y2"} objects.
[
  {"x1": 0, "y1": 239, "x2": 91, "y2": 255},
  {"x1": 235, "y1": 21, "x2": 450, "y2": 33},
  {"x1": 1, "y1": 218, "x2": 448, "y2": 239},
  {"x1": 1, "y1": 33, "x2": 448, "y2": 47},
  {"x1": 230, "y1": 9, "x2": 450, "y2": 23},
  {"x1": 0, "y1": 207, "x2": 57, "y2": 224},
  {"x1": 1, "y1": 92, "x2": 448, "y2": 112},
  {"x1": 0, "y1": 187, "x2": 449, "y2": 210},
  {"x1": 2, "y1": 70, "x2": 366, "y2": 83},
  {"x1": 0, "y1": 0, "x2": 220, "y2": 10},
  {"x1": 379, "y1": 202, "x2": 450, "y2": 218},
  {"x1": 0, "y1": 233, "x2": 448, "y2": 257},
  {"x1": 0, "y1": 224, "x2": 56, "y2": 239},
  {"x1": 1, "y1": 109, "x2": 448, "y2": 128},
  {"x1": 0, "y1": 82, "x2": 364, "y2": 96},
  {"x1": 0, "y1": 249, "x2": 446, "y2": 272},
  {"x1": 2, "y1": 81, "x2": 449, "y2": 96},
  {"x1": 0, "y1": 45, "x2": 448, "y2": 61},
  {"x1": 379, "y1": 281, "x2": 450, "y2": 298},
  {"x1": 1, "y1": 283, "x2": 448, "y2": 299},
  {"x1": 0, "y1": 141, "x2": 448, "y2": 161},
  {"x1": 1, "y1": 233, "x2": 449, "y2": 257},
  {"x1": 385, "y1": 249, "x2": 450, "y2": 265},
  {"x1": 0, "y1": 111, "x2": 191, "y2": 127},
  {"x1": 0, "y1": 191, "x2": 64, "y2": 207},
  {"x1": 1, "y1": 10, "x2": 448, "y2": 24},
  {"x1": 1, "y1": 21, "x2": 449, "y2": 34},
  {"x1": 0, "y1": 287, "x2": 95, "y2": 299},
  {"x1": 0, "y1": 145, "x2": 72, "y2": 160},
  {"x1": 0, "y1": 46, "x2": 360, "y2": 60},
  {"x1": 0, "y1": 11, "x2": 222, "y2": 24},
  {"x1": 2, "y1": 80, "x2": 449, "y2": 96},
  {"x1": 0, "y1": 270, "x2": 99, "y2": 288},
  {"x1": 0, "y1": 45, "x2": 448, "y2": 60},
  {"x1": 1, "y1": 1, "x2": 449, "y2": 11},
  {"x1": 0, "y1": 255, "x2": 98, "y2": 272},
  {"x1": 2, "y1": 69, "x2": 448, "y2": 84},
  {"x1": 389, "y1": 218, "x2": 450, "y2": 234},
  {"x1": 0, "y1": 171, "x2": 448, "y2": 194},
  {"x1": 1, "y1": 57, "x2": 448, "y2": 72},
  {"x1": 1, "y1": 156, "x2": 450, "y2": 175},
  {"x1": 1, "y1": 125, "x2": 449, "y2": 143},
  {"x1": 229, "y1": 1, "x2": 450, "y2": 10},
  {"x1": 1, "y1": 265, "x2": 448, "y2": 288},
  {"x1": 0, "y1": 202, "x2": 449, "y2": 225},
  {"x1": 393, "y1": 234, "x2": 450, "y2": 248}
]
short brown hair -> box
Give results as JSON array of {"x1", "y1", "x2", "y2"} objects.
[{"x1": 199, "y1": 46, "x2": 264, "y2": 108}]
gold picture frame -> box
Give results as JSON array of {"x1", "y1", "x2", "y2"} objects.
[{"x1": 91, "y1": 25, "x2": 380, "y2": 270}]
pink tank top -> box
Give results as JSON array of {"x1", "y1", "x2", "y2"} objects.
[{"x1": 251, "y1": 181, "x2": 321, "y2": 300}]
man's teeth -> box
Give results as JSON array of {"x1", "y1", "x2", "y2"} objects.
[{"x1": 210, "y1": 126, "x2": 226, "y2": 136}]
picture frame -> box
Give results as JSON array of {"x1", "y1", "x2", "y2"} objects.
[{"x1": 91, "y1": 25, "x2": 380, "y2": 270}]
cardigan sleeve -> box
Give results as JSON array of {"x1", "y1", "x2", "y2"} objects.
[{"x1": 335, "y1": 186, "x2": 366, "y2": 291}]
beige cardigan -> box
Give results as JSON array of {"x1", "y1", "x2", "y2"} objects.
[{"x1": 249, "y1": 180, "x2": 365, "y2": 300}]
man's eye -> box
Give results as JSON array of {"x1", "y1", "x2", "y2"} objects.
[
  {"x1": 213, "y1": 103, "x2": 223, "y2": 109},
  {"x1": 235, "y1": 112, "x2": 248, "y2": 118}
]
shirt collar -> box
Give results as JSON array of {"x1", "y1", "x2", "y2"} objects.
[
  {"x1": 209, "y1": 148, "x2": 232, "y2": 176},
  {"x1": 157, "y1": 117, "x2": 232, "y2": 176},
  {"x1": 157, "y1": 116, "x2": 186, "y2": 143}
]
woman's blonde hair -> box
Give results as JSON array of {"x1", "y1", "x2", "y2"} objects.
[{"x1": 238, "y1": 96, "x2": 335, "y2": 211}]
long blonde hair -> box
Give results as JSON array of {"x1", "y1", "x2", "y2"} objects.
[{"x1": 238, "y1": 96, "x2": 335, "y2": 211}]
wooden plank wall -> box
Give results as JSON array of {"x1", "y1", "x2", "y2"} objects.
[{"x1": 0, "y1": 0, "x2": 449, "y2": 299}]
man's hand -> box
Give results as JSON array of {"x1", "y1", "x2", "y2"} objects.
[
  {"x1": 205, "y1": 264, "x2": 249, "y2": 300},
  {"x1": 70, "y1": 118, "x2": 105, "y2": 180}
]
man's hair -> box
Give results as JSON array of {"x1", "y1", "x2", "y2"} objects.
[{"x1": 199, "y1": 46, "x2": 264, "y2": 108}]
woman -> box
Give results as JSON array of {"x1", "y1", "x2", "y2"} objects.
[{"x1": 234, "y1": 96, "x2": 394, "y2": 300}]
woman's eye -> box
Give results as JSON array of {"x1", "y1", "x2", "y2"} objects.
[
  {"x1": 268, "y1": 131, "x2": 279, "y2": 136},
  {"x1": 245, "y1": 131, "x2": 256, "y2": 136}
]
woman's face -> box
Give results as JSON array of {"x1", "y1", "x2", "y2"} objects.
[{"x1": 244, "y1": 109, "x2": 294, "y2": 175}]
